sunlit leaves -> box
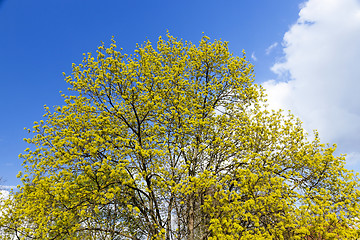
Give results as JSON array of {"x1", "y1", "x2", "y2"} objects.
[{"x1": 0, "y1": 34, "x2": 359, "y2": 240}]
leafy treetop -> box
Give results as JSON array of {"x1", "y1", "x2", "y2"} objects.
[{"x1": 0, "y1": 34, "x2": 359, "y2": 240}]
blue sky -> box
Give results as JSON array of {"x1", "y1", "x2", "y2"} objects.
[{"x1": 1, "y1": 0, "x2": 359, "y2": 188}]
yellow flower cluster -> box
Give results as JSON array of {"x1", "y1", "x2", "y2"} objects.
[{"x1": 0, "y1": 33, "x2": 359, "y2": 239}]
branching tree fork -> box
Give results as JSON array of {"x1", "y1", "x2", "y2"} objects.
[{"x1": 1, "y1": 34, "x2": 360, "y2": 239}]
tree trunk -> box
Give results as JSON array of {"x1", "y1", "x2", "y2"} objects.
[{"x1": 188, "y1": 194, "x2": 195, "y2": 240}]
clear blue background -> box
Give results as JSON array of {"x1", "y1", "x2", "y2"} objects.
[{"x1": 0, "y1": 0, "x2": 303, "y2": 186}]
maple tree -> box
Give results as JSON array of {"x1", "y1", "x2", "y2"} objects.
[{"x1": 1, "y1": 34, "x2": 359, "y2": 240}]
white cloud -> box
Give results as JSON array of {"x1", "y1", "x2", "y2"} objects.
[
  {"x1": 0, "y1": 190, "x2": 9, "y2": 201},
  {"x1": 262, "y1": 0, "x2": 360, "y2": 170},
  {"x1": 251, "y1": 52, "x2": 257, "y2": 61},
  {"x1": 346, "y1": 152, "x2": 360, "y2": 167},
  {"x1": 265, "y1": 42, "x2": 278, "y2": 55},
  {"x1": 262, "y1": 80, "x2": 292, "y2": 111}
]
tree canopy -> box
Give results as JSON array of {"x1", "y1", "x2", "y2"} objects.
[{"x1": 1, "y1": 34, "x2": 359, "y2": 240}]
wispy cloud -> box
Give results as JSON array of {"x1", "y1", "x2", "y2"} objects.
[
  {"x1": 265, "y1": 42, "x2": 278, "y2": 55},
  {"x1": 251, "y1": 52, "x2": 257, "y2": 61},
  {"x1": 0, "y1": 185, "x2": 17, "y2": 190},
  {"x1": 262, "y1": 0, "x2": 360, "y2": 170}
]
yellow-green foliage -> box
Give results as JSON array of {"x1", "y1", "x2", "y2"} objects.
[{"x1": 1, "y1": 34, "x2": 359, "y2": 240}]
